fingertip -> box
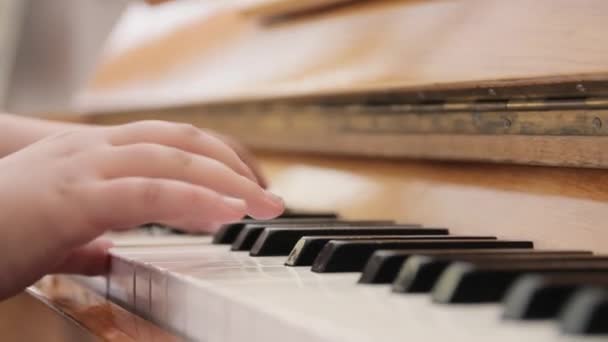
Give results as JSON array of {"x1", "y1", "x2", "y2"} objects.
[
  {"x1": 248, "y1": 198, "x2": 285, "y2": 220},
  {"x1": 264, "y1": 190, "x2": 284, "y2": 207},
  {"x1": 243, "y1": 190, "x2": 285, "y2": 220}
]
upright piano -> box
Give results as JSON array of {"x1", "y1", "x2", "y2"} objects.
[{"x1": 3, "y1": 0, "x2": 608, "y2": 340}]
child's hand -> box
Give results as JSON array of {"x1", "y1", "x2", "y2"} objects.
[{"x1": 0, "y1": 121, "x2": 284, "y2": 299}]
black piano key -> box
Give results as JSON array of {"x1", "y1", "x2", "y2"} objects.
[
  {"x1": 244, "y1": 211, "x2": 338, "y2": 220},
  {"x1": 274, "y1": 210, "x2": 339, "y2": 219},
  {"x1": 432, "y1": 259, "x2": 608, "y2": 304},
  {"x1": 503, "y1": 274, "x2": 608, "y2": 320},
  {"x1": 213, "y1": 217, "x2": 353, "y2": 244},
  {"x1": 285, "y1": 235, "x2": 495, "y2": 266},
  {"x1": 311, "y1": 239, "x2": 533, "y2": 273},
  {"x1": 231, "y1": 220, "x2": 395, "y2": 251},
  {"x1": 560, "y1": 287, "x2": 608, "y2": 335},
  {"x1": 360, "y1": 249, "x2": 591, "y2": 284},
  {"x1": 252, "y1": 226, "x2": 448, "y2": 256},
  {"x1": 393, "y1": 253, "x2": 595, "y2": 293}
]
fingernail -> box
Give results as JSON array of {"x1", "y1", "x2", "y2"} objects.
[
  {"x1": 223, "y1": 196, "x2": 247, "y2": 212},
  {"x1": 265, "y1": 190, "x2": 284, "y2": 207}
]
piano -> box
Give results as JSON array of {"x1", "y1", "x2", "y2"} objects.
[{"x1": 3, "y1": 0, "x2": 608, "y2": 341}]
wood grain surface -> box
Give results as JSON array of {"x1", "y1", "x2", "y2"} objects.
[
  {"x1": 256, "y1": 152, "x2": 608, "y2": 253},
  {"x1": 87, "y1": 0, "x2": 608, "y2": 102},
  {"x1": 0, "y1": 277, "x2": 182, "y2": 341}
]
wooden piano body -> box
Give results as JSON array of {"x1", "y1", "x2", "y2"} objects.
[{"x1": 3, "y1": 0, "x2": 608, "y2": 340}]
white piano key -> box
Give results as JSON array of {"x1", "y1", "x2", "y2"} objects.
[
  {"x1": 89, "y1": 235, "x2": 608, "y2": 342},
  {"x1": 165, "y1": 273, "x2": 191, "y2": 336},
  {"x1": 149, "y1": 268, "x2": 169, "y2": 328},
  {"x1": 134, "y1": 263, "x2": 151, "y2": 320},
  {"x1": 107, "y1": 255, "x2": 135, "y2": 310}
]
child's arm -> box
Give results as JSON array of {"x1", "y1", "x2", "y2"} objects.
[
  {"x1": 0, "y1": 120, "x2": 284, "y2": 300},
  {"x1": 0, "y1": 113, "x2": 90, "y2": 157}
]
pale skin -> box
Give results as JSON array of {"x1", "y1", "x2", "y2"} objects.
[{"x1": 0, "y1": 113, "x2": 284, "y2": 300}]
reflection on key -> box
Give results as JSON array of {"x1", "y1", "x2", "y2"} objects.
[
  {"x1": 503, "y1": 273, "x2": 608, "y2": 320},
  {"x1": 285, "y1": 235, "x2": 494, "y2": 266},
  {"x1": 561, "y1": 286, "x2": 608, "y2": 335},
  {"x1": 360, "y1": 249, "x2": 591, "y2": 284},
  {"x1": 230, "y1": 220, "x2": 395, "y2": 251},
  {"x1": 311, "y1": 239, "x2": 531, "y2": 273},
  {"x1": 392, "y1": 252, "x2": 595, "y2": 293},
  {"x1": 251, "y1": 225, "x2": 444, "y2": 256},
  {"x1": 432, "y1": 258, "x2": 608, "y2": 304},
  {"x1": 213, "y1": 217, "x2": 348, "y2": 244}
]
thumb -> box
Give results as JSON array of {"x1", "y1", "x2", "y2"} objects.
[{"x1": 52, "y1": 238, "x2": 114, "y2": 275}]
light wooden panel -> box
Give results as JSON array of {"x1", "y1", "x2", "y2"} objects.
[
  {"x1": 84, "y1": 0, "x2": 608, "y2": 107},
  {"x1": 0, "y1": 291, "x2": 97, "y2": 341},
  {"x1": 238, "y1": 0, "x2": 361, "y2": 19},
  {"x1": 256, "y1": 152, "x2": 608, "y2": 253},
  {"x1": 6, "y1": 277, "x2": 181, "y2": 341}
]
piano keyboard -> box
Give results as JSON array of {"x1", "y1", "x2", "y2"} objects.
[{"x1": 80, "y1": 213, "x2": 608, "y2": 341}]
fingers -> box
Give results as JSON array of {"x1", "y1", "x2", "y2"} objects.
[
  {"x1": 106, "y1": 121, "x2": 258, "y2": 184},
  {"x1": 84, "y1": 177, "x2": 247, "y2": 233},
  {"x1": 96, "y1": 143, "x2": 283, "y2": 219},
  {"x1": 52, "y1": 238, "x2": 113, "y2": 275},
  {"x1": 209, "y1": 132, "x2": 268, "y2": 188}
]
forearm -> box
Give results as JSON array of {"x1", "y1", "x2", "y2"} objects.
[{"x1": 0, "y1": 113, "x2": 91, "y2": 157}]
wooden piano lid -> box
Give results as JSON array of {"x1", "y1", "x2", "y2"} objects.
[
  {"x1": 66, "y1": 0, "x2": 608, "y2": 169},
  {"x1": 87, "y1": 0, "x2": 608, "y2": 100}
]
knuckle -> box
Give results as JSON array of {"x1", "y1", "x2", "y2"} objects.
[
  {"x1": 153, "y1": 145, "x2": 193, "y2": 168},
  {"x1": 129, "y1": 120, "x2": 165, "y2": 129},
  {"x1": 138, "y1": 180, "x2": 164, "y2": 205},
  {"x1": 116, "y1": 120, "x2": 166, "y2": 135},
  {"x1": 125, "y1": 144, "x2": 193, "y2": 169},
  {"x1": 176, "y1": 123, "x2": 201, "y2": 138},
  {"x1": 49, "y1": 130, "x2": 107, "y2": 158},
  {"x1": 171, "y1": 149, "x2": 193, "y2": 168},
  {"x1": 129, "y1": 142, "x2": 158, "y2": 156},
  {"x1": 54, "y1": 175, "x2": 78, "y2": 198}
]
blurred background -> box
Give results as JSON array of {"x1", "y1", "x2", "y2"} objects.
[
  {"x1": 0, "y1": 0, "x2": 236, "y2": 114},
  {"x1": 3, "y1": 0, "x2": 607, "y2": 115}
]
